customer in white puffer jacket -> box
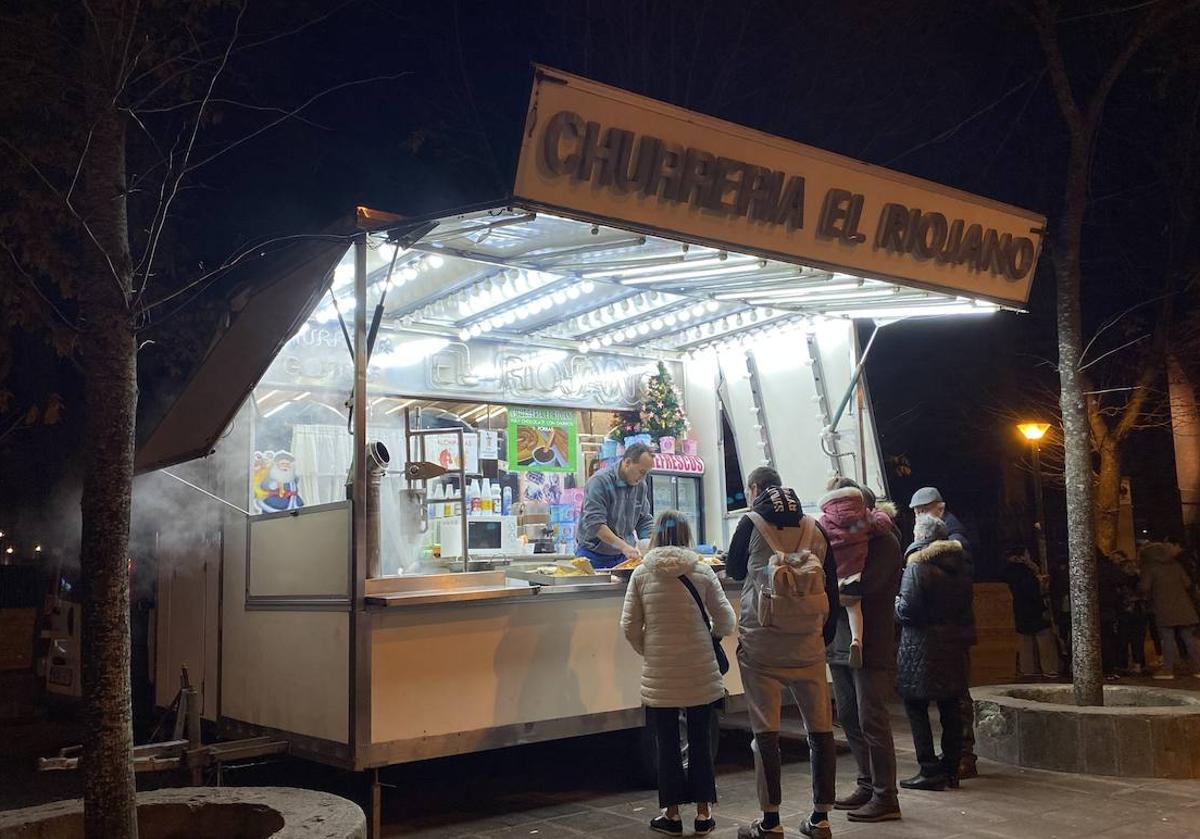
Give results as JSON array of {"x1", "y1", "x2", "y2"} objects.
[{"x1": 622, "y1": 510, "x2": 737, "y2": 837}]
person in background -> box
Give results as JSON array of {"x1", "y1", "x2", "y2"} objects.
[
  {"x1": 824, "y1": 478, "x2": 904, "y2": 824},
  {"x1": 621, "y1": 510, "x2": 736, "y2": 836},
  {"x1": 1139, "y1": 541, "x2": 1200, "y2": 680},
  {"x1": 908, "y1": 487, "x2": 978, "y2": 779},
  {"x1": 1112, "y1": 551, "x2": 1148, "y2": 675},
  {"x1": 1001, "y1": 546, "x2": 1059, "y2": 679},
  {"x1": 896, "y1": 515, "x2": 976, "y2": 791},
  {"x1": 726, "y1": 466, "x2": 840, "y2": 839},
  {"x1": 1098, "y1": 549, "x2": 1127, "y2": 679},
  {"x1": 577, "y1": 443, "x2": 655, "y2": 570}
]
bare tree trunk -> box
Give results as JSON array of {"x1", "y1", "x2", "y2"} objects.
[
  {"x1": 1094, "y1": 441, "x2": 1122, "y2": 556},
  {"x1": 76, "y1": 97, "x2": 139, "y2": 838},
  {"x1": 1056, "y1": 145, "x2": 1103, "y2": 706}
]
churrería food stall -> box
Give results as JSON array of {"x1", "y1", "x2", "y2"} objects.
[{"x1": 138, "y1": 67, "x2": 1043, "y2": 780}]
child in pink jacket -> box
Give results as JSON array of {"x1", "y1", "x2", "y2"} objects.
[{"x1": 819, "y1": 485, "x2": 893, "y2": 669}]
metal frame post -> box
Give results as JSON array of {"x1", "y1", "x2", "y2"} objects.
[{"x1": 350, "y1": 233, "x2": 369, "y2": 762}]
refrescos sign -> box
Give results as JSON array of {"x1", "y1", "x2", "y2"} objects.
[{"x1": 514, "y1": 66, "x2": 1046, "y2": 306}]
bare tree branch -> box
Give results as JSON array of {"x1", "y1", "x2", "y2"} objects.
[
  {"x1": 1079, "y1": 333, "x2": 1148, "y2": 371},
  {"x1": 2, "y1": 243, "x2": 78, "y2": 332},
  {"x1": 133, "y1": 1, "x2": 246, "y2": 298}
]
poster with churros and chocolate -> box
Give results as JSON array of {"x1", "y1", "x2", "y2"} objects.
[{"x1": 506, "y1": 406, "x2": 577, "y2": 473}]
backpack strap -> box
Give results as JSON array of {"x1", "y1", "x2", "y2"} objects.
[{"x1": 747, "y1": 511, "x2": 815, "y2": 555}]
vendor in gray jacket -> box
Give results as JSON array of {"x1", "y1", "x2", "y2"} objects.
[{"x1": 576, "y1": 443, "x2": 656, "y2": 570}]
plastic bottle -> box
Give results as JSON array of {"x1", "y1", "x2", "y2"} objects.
[
  {"x1": 443, "y1": 483, "x2": 454, "y2": 518},
  {"x1": 469, "y1": 480, "x2": 482, "y2": 515},
  {"x1": 481, "y1": 479, "x2": 493, "y2": 514},
  {"x1": 495, "y1": 483, "x2": 506, "y2": 516},
  {"x1": 501, "y1": 485, "x2": 513, "y2": 516},
  {"x1": 428, "y1": 483, "x2": 440, "y2": 520}
]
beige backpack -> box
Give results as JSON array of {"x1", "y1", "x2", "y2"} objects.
[{"x1": 747, "y1": 513, "x2": 829, "y2": 634}]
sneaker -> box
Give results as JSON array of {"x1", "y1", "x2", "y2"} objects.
[
  {"x1": 833, "y1": 787, "x2": 872, "y2": 810},
  {"x1": 650, "y1": 814, "x2": 683, "y2": 836},
  {"x1": 738, "y1": 820, "x2": 784, "y2": 838},
  {"x1": 694, "y1": 816, "x2": 717, "y2": 836},
  {"x1": 900, "y1": 772, "x2": 948, "y2": 791},
  {"x1": 847, "y1": 798, "x2": 902, "y2": 822},
  {"x1": 799, "y1": 817, "x2": 832, "y2": 839},
  {"x1": 1153, "y1": 672, "x2": 1177, "y2": 680},
  {"x1": 848, "y1": 640, "x2": 863, "y2": 670}
]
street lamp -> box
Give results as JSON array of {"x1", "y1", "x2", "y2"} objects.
[{"x1": 1017, "y1": 422, "x2": 1052, "y2": 575}]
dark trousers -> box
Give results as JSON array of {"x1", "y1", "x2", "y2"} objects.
[
  {"x1": 647, "y1": 704, "x2": 717, "y2": 808},
  {"x1": 831, "y1": 665, "x2": 898, "y2": 806},
  {"x1": 904, "y1": 698, "x2": 964, "y2": 779},
  {"x1": 1117, "y1": 611, "x2": 1147, "y2": 669}
]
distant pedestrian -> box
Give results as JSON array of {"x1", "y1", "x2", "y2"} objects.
[
  {"x1": 621, "y1": 510, "x2": 737, "y2": 835},
  {"x1": 909, "y1": 487, "x2": 978, "y2": 779},
  {"x1": 1001, "y1": 546, "x2": 1059, "y2": 678},
  {"x1": 1139, "y1": 541, "x2": 1200, "y2": 680},
  {"x1": 1112, "y1": 551, "x2": 1148, "y2": 675},
  {"x1": 896, "y1": 515, "x2": 976, "y2": 791}
]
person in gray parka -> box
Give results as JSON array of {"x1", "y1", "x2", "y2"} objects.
[{"x1": 1139, "y1": 541, "x2": 1200, "y2": 679}]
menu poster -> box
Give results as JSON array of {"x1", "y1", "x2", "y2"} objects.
[
  {"x1": 428, "y1": 432, "x2": 480, "y2": 475},
  {"x1": 507, "y1": 406, "x2": 577, "y2": 473},
  {"x1": 479, "y1": 430, "x2": 500, "y2": 460}
]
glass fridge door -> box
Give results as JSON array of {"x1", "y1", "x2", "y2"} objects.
[
  {"x1": 676, "y1": 476, "x2": 702, "y2": 544},
  {"x1": 651, "y1": 475, "x2": 676, "y2": 519}
]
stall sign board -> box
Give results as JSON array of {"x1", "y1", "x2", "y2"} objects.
[
  {"x1": 515, "y1": 66, "x2": 1046, "y2": 307},
  {"x1": 263, "y1": 330, "x2": 664, "y2": 412},
  {"x1": 653, "y1": 453, "x2": 704, "y2": 475},
  {"x1": 507, "y1": 406, "x2": 577, "y2": 473}
]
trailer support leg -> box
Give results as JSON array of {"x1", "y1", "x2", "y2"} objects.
[{"x1": 370, "y1": 769, "x2": 382, "y2": 839}]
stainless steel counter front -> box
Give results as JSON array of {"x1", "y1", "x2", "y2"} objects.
[{"x1": 363, "y1": 568, "x2": 741, "y2": 608}]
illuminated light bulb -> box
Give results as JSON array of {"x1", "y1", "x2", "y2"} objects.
[
  {"x1": 637, "y1": 322, "x2": 652, "y2": 335},
  {"x1": 692, "y1": 304, "x2": 708, "y2": 318},
  {"x1": 458, "y1": 328, "x2": 471, "y2": 341},
  {"x1": 601, "y1": 335, "x2": 614, "y2": 347},
  {"x1": 679, "y1": 309, "x2": 692, "y2": 321},
  {"x1": 761, "y1": 307, "x2": 774, "y2": 317},
  {"x1": 664, "y1": 313, "x2": 678, "y2": 326},
  {"x1": 515, "y1": 276, "x2": 530, "y2": 294},
  {"x1": 706, "y1": 301, "x2": 720, "y2": 313},
  {"x1": 475, "y1": 321, "x2": 490, "y2": 334},
  {"x1": 749, "y1": 311, "x2": 759, "y2": 323},
  {"x1": 578, "y1": 341, "x2": 590, "y2": 354},
  {"x1": 552, "y1": 290, "x2": 568, "y2": 305},
  {"x1": 516, "y1": 306, "x2": 532, "y2": 320},
  {"x1": 581, "y1": 280, "x2": 596, "y2": 294},
  {"x1": 502, "y1": 281, "x2": 518, "y2": 299},
  {"x1": 427, "y1": 254, "x2": 445, "y2": 268},
  {"x1": 502, "y1": 311, "x2": 517, "y2": 326},
  {"x1": 736, "y1": 314, "x2": 746, "y2": 327},
  {"x1": 613, "y1": 329, "x2": 626, "y2": 342},
  {"x1": 489, "y1": 315, "x2": 506, "y2": 329},
  {"x1": 567, "y1": 286, "x2": 581, "y2": 300},
  {"x1": 459, "y1": 301, "x2": 473, "y2": 316},
  {"x1": 650, "y1": 318, "x2": 664, "y2": 330}
]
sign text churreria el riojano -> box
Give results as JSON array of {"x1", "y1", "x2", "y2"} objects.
[{"x1": 539, "y1": 110, "x2": 1037, "y2": 283}]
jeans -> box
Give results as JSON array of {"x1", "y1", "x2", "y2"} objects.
[
  {"x1": 830, "y1": 665, "x2": 898, "y2": 806},
  {"x1": 1161, "y1": 625, "x2": 1200, "y2": 674},
  {"x1": 738, "y1": 652, "x2": 835, "y2": 813},
  {"x1": 904, "y1": 698, "x2": 964, "y2": 779},
  {"x1": 647, "y1": 705, "x2": 717, "y2": 808},
  {"x1": 1018, "y1": 629, "x2": 1061, "y2": 676}
]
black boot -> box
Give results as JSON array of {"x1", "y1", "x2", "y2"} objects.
[{"x1": 900, "y1": 772, "x2": 948, "y2": 791}]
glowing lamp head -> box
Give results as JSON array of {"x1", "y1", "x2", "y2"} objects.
[{"x1": 1018, "y1": 422, "x2": 1051, "y2": 442}]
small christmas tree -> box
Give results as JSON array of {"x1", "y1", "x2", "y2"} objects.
[
  {"x1": 607, "y1": 409, "x2": 643, "y2": 442},
  {"x1": 640, "y1": 361, "x2": 689, "y2": 441}
]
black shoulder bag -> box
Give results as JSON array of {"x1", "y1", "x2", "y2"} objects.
[{"x1": 678, "y1": 575, "x2": 730, "y2": 675}]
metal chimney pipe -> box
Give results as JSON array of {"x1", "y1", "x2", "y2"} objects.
[{"x1": 365, "y1": 441, "x2": 390, "y2": 579}]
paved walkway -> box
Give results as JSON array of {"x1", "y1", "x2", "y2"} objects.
[{"x1": 386, "y1": 703, "x2": 1200, "y2": 839}]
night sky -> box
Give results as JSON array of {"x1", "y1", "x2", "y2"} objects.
[{"x1": 3, "y1": 1, "x2": 1196, "y2": 572}]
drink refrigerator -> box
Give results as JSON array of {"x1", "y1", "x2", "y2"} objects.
[{"x1": 649, "y1": 469, "x2": 705, "y2": 545}]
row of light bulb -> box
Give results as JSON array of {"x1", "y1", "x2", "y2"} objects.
[
  {"x1": 573, "y1": 298, "x2": 723, "y2": 352},
  {"x1": 680, "y1": 317, "x2": 817, "y2": 359},
  {"x1": 456, "y1": 272, "x2": 592, "y2": 320}
]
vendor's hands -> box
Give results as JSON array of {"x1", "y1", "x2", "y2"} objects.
[{"x1": 622, "y1": 544, "x2": 642, "y2": 560}]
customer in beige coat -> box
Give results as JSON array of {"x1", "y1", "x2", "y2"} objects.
[{"x1": 622, "y1": 510, "x2": 737, "y2": 836}]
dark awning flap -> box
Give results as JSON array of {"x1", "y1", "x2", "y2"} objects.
[{"x1": 134, "y1": 234, "x2": 352, "y2": 474}]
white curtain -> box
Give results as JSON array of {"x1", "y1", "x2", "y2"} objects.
[{"x1": 290, "y1": 423, "x2": 416, "y2": 576}]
